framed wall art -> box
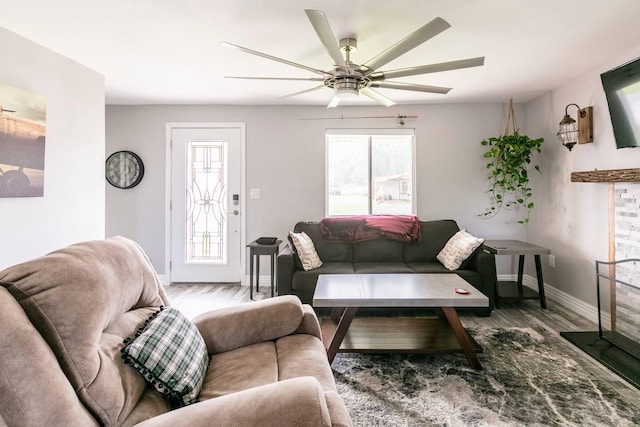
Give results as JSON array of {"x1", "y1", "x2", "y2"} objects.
[{"x1": 0, "y1": 82, "x2": 46, "y2": 198}]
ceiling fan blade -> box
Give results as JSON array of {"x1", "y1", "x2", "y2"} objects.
[
  {"x1": 280, "y1": 85, "x2": 326, "y2": 99},
  {"x1": 360, "y1": 87, "x2": 396, "y2": 107},
  {"x1": 369, "y1": 57, "x2": 485, "y2": 80},
  {"x1": 362, "y1": 17, "x2": 451, "y2": 72},
  {"x1": 370, "y1": 81, "x2": 452, "y2": 94},
  {"x1": 221, "y1": 42, "x2": 330, "y2": 77},
  {"x1": 225, "y1": 76, "x2": 324, "y2": 81},
  {"x1": 305, "y1": 9, "x2": 347, "y2": 68},
  {"x1": 327, "y1": 95, "x2": 341, "y2": 109}
]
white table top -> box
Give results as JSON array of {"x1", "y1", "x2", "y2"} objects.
[
  {"x1": 482, "y1": 239, "x2": 550, "y2": 256},
  {"x1": 312, "y1": 273, "x2": 489, "y2": 308}
]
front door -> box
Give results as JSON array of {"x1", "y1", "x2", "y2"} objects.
[{"x1": 170, "y1": 125, "x2": 243, "y2": 283}]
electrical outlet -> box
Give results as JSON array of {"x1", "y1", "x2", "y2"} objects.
[
  {"x1": 549, "y1": 255, "x2": 556, "y2": 268},
  {"x1": 249, "y1": 188, "x2": 261, "y2": 199}
]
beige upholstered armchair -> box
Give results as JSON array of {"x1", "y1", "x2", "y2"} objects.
[{"x1": 0, "y1": 237, "x2": 351, "y2": 427}]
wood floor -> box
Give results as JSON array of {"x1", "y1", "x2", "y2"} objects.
[
  {"x1": 164, "y1": 283, "x2": 640, "y2": 399},
  {"x1": 165, "y1": 282, "x2": 594, "y2": 331}
]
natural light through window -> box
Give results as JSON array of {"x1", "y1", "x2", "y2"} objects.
[{"x1": 326, "y1": 130, "x2": 415, "y2": 216}]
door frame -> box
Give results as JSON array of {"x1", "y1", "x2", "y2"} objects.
[{"x1": 164, "y1": 122, "x2": 246, "y2": 285}]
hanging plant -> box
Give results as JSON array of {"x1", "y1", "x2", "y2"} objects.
[{"x1": 479, "y1": 98, "x2": 544, "y2": 224}]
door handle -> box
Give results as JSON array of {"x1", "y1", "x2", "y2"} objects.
[{"x1": 228, "y1": 210, "x2": 240, "y2": 216}]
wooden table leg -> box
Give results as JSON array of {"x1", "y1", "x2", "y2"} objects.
[
  {"x1": 324, "y1": 307, "x2": 358, "y2": 364},
  {"x1": 517, "y1": 254, "x2": 525, "y2": 296},
  {"x1": 329, "y1": 307, "x2": 344, "y2": 324},
  {"x1": 256, "y1": 256, "x2": 260, "y2": 293},
  {"x1": 249, "y1": 249, "x2": 254, "y2": 300},
  {"x1": 270, "y1": 253, "x2": 275, "y2": 297},
  {"x1": 441, "y1": 306, "x2": 482, "y2": 370},
  {"x1": 534, "y1": 255, "x2": 547, "y2": 309}
]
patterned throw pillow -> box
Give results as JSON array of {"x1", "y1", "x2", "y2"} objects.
[
  {"x1": 121, "y1": 307, "x2": 209, "y2": 407},
  {"x1": 289, "y1": 231, "x2": 323, "y2": 271},
  {"x1": 437, "y1": 229, "x2": 485, "y2": 271}
]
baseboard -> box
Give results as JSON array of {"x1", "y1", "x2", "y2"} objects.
[
  {"x1": 499, "y1": 274, "x2": 606, "y2": 326},
  {"x1": 161, "y1": 271, "x2": 606, "y2": 326},
  {"x1": 242, "y1": 275, "x2": 274, "y2": 287},
  {"x1": 159, "y1": 274, "x2": 261, "y2": 287}
]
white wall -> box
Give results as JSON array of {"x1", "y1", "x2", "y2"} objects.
[
  {"x1": 106, "y1": 103, "x2": 527, "y2": 276},
  {"x1": 525, "y1": 47, "x2": 640, "y2": 307},
  {"x1": 0, "y1": 26, "x2": 105, "y2": 269}
]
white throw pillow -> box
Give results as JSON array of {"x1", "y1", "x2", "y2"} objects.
[
  {"x1": 289, "y1": 231, "x2": 323, "y2": 271},
  {"x1": 437, "y1": 229, "x2": 485, "y2": 271}
]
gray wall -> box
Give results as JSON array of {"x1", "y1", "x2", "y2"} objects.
[
  {"x1": 106, "y1": 103, "x2": 527, "y2": 277},
  {"x1": 0, "y1": 26, "x2": 105, "y2": 269},
  {"x1": 3, "y1": 14, "x2": 639, "y2": 317},
  {"x1": 103, "y1": 42, "x2": 640, "y2": 315},
  {"x1": 524, "y1": 46, "x2": 640, "y2": 309}
]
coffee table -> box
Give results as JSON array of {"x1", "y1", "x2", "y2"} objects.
[{"x1": 313, "y1": 273, "x2": 489, "y2": 369}]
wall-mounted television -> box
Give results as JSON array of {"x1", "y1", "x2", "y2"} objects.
[{"x1": 601, "y1": 57, "x2": 640, "y2": 149}]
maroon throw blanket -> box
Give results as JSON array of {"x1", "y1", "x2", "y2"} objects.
[{"x1": 319, "y1": 215, "x2": 422, "y2": 243}]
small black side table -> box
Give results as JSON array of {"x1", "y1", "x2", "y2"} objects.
[
  {"x1": 246, "y1": 239, "x2": 282, "y2": 300},
  {"x1": 482, "y1": 240, "x2": 551, "y2": 309}
]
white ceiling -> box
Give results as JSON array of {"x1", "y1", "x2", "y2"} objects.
[{"x1": 2, "y1": 0, "x2": 640, "y2": 106}]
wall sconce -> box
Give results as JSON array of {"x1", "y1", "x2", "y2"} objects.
[{"x1": 556, "y1": 104, "x2": 593, "y2": 151}]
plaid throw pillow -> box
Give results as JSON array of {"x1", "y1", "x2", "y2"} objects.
[{"x1": 121, "y1": 307, "x2": 209, "y2": 406}]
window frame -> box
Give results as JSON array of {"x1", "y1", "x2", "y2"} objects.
[{"x1": 324, "y1": 128, "x2": 417, "y2": 216}]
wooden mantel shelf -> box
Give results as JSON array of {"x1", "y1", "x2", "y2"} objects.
[{"x1": 571, "y1": 168, "x2": 640, "y2": 183}]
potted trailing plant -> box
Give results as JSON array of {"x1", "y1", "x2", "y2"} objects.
[{"x1": 479, "y1": 98, "x2": 544, "y2": 224}]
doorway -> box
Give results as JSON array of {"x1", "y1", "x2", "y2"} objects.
[{"x1": 167, "y1": 123, "x2": 245, "y2": 283}]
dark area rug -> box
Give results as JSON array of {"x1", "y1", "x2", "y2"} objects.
[{"x1": 332, "y1": 327, "x2": 640, "y2": 426}]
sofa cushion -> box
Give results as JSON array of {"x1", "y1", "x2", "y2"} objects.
[
  {"x1": 0, "y1": 236, "x2": 169, "y2": 426},
  {"x1": 437, "y1": 230, "x2": 485, "y2": 270},
  {"x1": 0, "y1": 287, "x2": 98, "y2": 427},
  {"x1": 289, "y1": 231, "x2": 323, "y2": 271},
  {"x1": 403, "y1": 220, "x2": 460, "y2": 263},
  {"x1": 199, "y1": 335, "x2": 337, "y2": 402},
  {"x1": 406, "y1": 262, "x2": 451, "y2": 273},
  {"x1": 294, "y1": 222, "x2": 353, "y2": 263},
  {"x1": 455, "y1": 270, "x2": 482, "y2": 290},
  {"x1": 123, "y1": 390, "x2": 174, "y2": 426},
  {"x1": 200, "y1": 341, "x2": 277, "y2": 400},
  {"x1": 276, "y1": 334, "x2": 338, "y2": 392},
  {"x1": 353, "y1": 239, "x2": 404, "y2": 263},
  {"x1": 122, "y1": 307, "x2": 209, "y2": 407},
  {"x1": 353, "y1": 262, "x2": 414, "y2": 274},
  {"x1": 291, "y1": 263, "x2": 355, "y2": 292}
]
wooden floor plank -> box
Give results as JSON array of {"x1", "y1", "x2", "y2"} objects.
[{"x1": 164, "y1": 283, "x2": 640, "y2": 398}]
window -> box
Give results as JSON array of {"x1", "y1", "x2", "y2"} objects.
[{"x1": 326, "y1": 129, "x2": 415, "y2": 216}]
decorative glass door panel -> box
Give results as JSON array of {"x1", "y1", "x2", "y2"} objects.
[
  {"x1": 170, "y1": 126, "x2": 243, "y2": 283},
  {"x1": 186, "y1": 141, "x2": 228, "y2": 264}
]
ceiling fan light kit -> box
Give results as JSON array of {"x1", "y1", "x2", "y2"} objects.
[{"x1": 222, "y1": 9, "x2": 485, "y2": 108}]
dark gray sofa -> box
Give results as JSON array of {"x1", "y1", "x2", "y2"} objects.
[{"x1": 277, "y1": 219, "x2": 496, "y2": 316}]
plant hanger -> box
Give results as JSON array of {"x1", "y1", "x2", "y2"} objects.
[
  {"x1": 478, "y1": 97, "x2": 544, "y2": 224},
  {"x1": 504, "y1": 96, "x2": 519, "y2": 136}
]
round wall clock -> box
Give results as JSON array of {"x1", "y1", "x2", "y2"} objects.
[{"x1": 105, "y1": 150, "x2": 145, "y2": 189}]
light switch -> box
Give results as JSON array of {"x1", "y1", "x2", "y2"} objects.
[{"x1": 250, "y1": 188, "x2": 261, "y2": 199}]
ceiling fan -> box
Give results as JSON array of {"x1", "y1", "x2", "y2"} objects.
[{"x1": 221, "y1": 10, "x2": 484, "y2": 108}]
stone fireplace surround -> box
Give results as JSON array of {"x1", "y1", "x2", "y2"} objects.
[
  {"x1": 613, "y1": 183, "x2": 640, "y2": 343},
  {"x1": 571, "y1": 168, "x2": 640, "y2": 342},
  {"x1": 561, "y1": 168, "x2": 640, "y2": 389}
]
